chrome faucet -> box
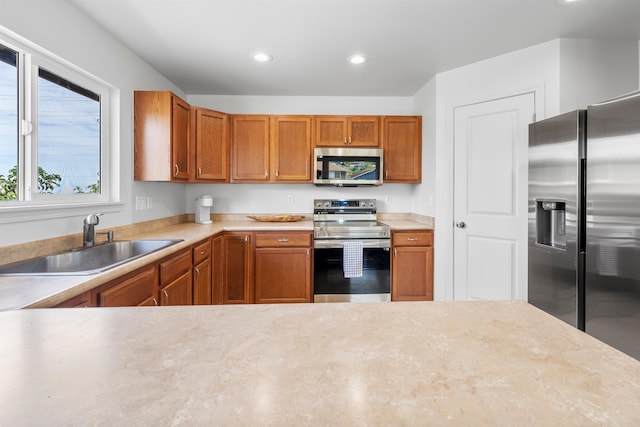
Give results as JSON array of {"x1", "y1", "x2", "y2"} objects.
[{"x1": 83, "y1": 213, "x2": 103, "y2": 248}]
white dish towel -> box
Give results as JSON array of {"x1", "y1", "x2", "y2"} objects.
[{"x1": 343, "y1": 241, "x2": 363, "y2": 278}]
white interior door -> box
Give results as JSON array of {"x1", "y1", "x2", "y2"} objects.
[{"x1": 453, "y1": 93, "x2": 535, "y2": 301}]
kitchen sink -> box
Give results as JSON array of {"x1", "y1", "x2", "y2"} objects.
[{"x1": 0, "y1": 239, "x2": 183, "y2": 276}]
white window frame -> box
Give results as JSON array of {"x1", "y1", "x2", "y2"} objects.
[{"x1": 0, "y1": 27, "x2": 121, "y2": 224}]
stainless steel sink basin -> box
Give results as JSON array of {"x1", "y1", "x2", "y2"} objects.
[{"x1": 0, "y1": 239, "x2": 183, "y2": 276}]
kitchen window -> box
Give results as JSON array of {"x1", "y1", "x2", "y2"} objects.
[{"x1": 0, "y1": 31, "x2": 117, "y2": 221}]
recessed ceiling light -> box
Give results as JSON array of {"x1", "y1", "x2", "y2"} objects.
[
  {"x1": 557, "y1": 0, "x2": 581, "y2": 4},
  {"x1": 251, "y1": 51, "x2": 273, "y2": 62},
  {"x1": 348, "y1": 54, "x2": 368, "y2": 65}
]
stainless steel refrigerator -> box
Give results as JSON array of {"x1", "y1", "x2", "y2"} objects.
[{"x1": 529, "y1": 91, "x2": 640, "y2": 361}]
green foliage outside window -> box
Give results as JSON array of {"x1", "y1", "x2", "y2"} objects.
[{"x1": 0, "y1": 166, "x2": 99, "y2": 200}]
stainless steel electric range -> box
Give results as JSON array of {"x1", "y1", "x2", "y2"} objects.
[{"x1": 313, "y1": 199, "x2": 391, "y2": 303}]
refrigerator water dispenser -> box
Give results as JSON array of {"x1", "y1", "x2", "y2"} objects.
[{"x1": 536, "y1": 200, "x2": 566, "y2": 249}]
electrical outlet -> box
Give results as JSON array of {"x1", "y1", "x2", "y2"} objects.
[
  {"x1": 135, "y1": 196, "x2": 145, "y2": 210},
  {"x1": 287, "y1": 195, "x2": 294, "y2": 205},
  {"x1": 385, "y1": 195, "x2": 392, "y2": 204}
]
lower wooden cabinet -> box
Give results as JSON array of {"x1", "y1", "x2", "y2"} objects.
[
  {"x1": 391, "y1": 230, "x2": 434, "y2": 301},
  {"x1": 53, "y1": 290, "x2": 96, "y2": 308},
  {"x1": 211, "y1": 234, "x2": 224, "y2": 304},
  {"x1": 222, "y1": 232, "x2": 253, "y2": 304},
  {"x1": 159, "y1": 249, "x2": 193, "y2": 306},
  {"x1": 97, "y1": 266, "x2": 158, "y2": 307},
  {"x1": 254, "y1": 231, "x2": 312, "y2": 303},
  {"x1": 192, "y1": 238, "x2": 212, "y2": 305},
  {"x1": 55, "y1": 226, "x2": 440, "y2": 308}
]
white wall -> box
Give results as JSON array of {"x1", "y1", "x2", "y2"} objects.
[
  {"x1": 559, "y1": 38, "x2": 639, "y2": 112},
  {"x1": 411, "y1": 78, "x2": 437, "y2": 218},
  {"x1": 185, "y1": 95, "x2": 418, "y2": 215},
  {"x1": 428, "y1": 38, "x2": 639, "y2": 302},
  {"x1": 1, "y1": 0, "x2": 187, "y2": 246}
]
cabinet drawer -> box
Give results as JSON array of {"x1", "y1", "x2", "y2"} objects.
[
  {"x1": 392, "y1": 231, "x2": 433, "y2": 247},
  {"x1": 193, "y1": 239, "x2": 211, "y2": 264},
  {"x1": 255, "y1": 232, "x2": 311, "y2": 248},
  {"x1": 98, "y1": 266, "x2": 157, "y2": 307},
  {"x1": 159, "y1": 249, "x2": 192, "y2": 286}
]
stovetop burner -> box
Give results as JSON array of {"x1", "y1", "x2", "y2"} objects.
[{"x1": 313, "y1": 199, "x2": 390, "y2": 240}]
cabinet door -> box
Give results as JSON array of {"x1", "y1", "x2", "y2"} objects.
[
  {"x1": 98, "y1": 266, "x2": 157, "y2": 307},
  {"x1": 54, "y1": 291, "x2": 95, "y2": 308},
  {"x1": 134, "y1": 91, "x2": 175, "y2": 181},
  {"x1": 314, "y1": 116, "x2": 348, "y2": 146},
  {"x1": 349, "y1": 116, "x2": 379, "y2": 147},
  {"x1": 382, "y1": 116, "x2": 422, "y2": 183},
  {"x1": 194, "y1": 107, "x2": 229, "y2": 181},
  {"x1": 271, "y1": 116, "x2": 312, "y2": 182},
  {"x1": 160, "y1": 271, "x2": 193, "y2": 306},
  {"x1": 171, "y1": 95, "x2": 191, "y2": 180},
  {"x1": 392, "y1": 246, "x2": 433, "y2": 301},
  {"x1": 223, "y1": 233, "x2": 253, "y2": 303},
  {"x1": 231, "y1": 115, "x2": 270, "y2": 181},
  {"x1": 193, "y1": 258, "x2": 212, "y2": 305},
  {"x1": 255, "y1": 247, "x2": 311, "y2": 303},
  {"x1": 159, "y1": 249, "x2": 192, "y2": 286},
  {"x1": 211, "y1": 234, "x2": 224, "y2": 304}
]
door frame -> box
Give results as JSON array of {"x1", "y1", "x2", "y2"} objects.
[{"x1": 437, "y1": 84, "x2": 545, "y2": 301}]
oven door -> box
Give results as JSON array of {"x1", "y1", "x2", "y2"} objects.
[{"x1": 313, "y1": 239, "x2": 390, "y2": 302}]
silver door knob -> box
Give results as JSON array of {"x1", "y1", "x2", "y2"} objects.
[{"x1": 455, "y1": 221, "x2": 466, "y2": 229}]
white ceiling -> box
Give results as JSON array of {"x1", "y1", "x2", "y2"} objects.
[{"x1": 67, "y1": 0, "x2": 640, "y2": 96}]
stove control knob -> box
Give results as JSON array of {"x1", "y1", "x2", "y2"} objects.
[
  {"x1": 315, "y1": 200, "x2": 323, "y2": 208},
  {"x1": 368, "y1": 200, "x2": 375, "y2": 207},
  {"x1": 324, "y1": 201, "x2": 331, "y2": 208}
]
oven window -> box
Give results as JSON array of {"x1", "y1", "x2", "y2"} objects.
[{"x1": 314, "y1": 247, "x2": 390, "y2": 294}]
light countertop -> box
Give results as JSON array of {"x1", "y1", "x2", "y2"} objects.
[
  {"x1": 0, "y1": 214, "x2": 433, "y2": 311},
  {"x1": 1, "y1": 301, "x2": 639, "y2": 425}
]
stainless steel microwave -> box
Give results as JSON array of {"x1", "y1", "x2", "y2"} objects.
[{"x1": 314, "y1": 147, "x2": 383, "y2": 186}]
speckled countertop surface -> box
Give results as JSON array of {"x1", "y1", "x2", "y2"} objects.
[
  {"x1": 1, "y1": 301, "x2": 638, "y2": 426},
  {"x1": 0, "y1": 214, "x2": 433, "y2": 311}
]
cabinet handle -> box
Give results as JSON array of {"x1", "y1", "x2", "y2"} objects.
[
  {"x1": 197, "y1": 167, "x2": 202, "y2": 177},
  {"x1": 195, "y1": 267, "x2": 200, "y2": 279},
  {"x1": 200, "y1": 249, "x2": 207, "y2": 255},
  {"x1": 385, "y1": 170, "x2": 388, "y2": 179},
  {"x1": 245, "y1": 235, "x2": 248, "y2": 243},
  {"x1": 307, "y1": 248, "x2": 310, "y2": 257},
  {"x1": 152, "y1": 297, "x2": 158, "y2": 306},
  {"x1": 394, "y1": 248, "x2": 397, "y2": 257},
  {"x1": 163, "y1": 289, "x2": 169, "y2": 304},
  {"x1": 276, "y1": 169, "x2": 279, "y2": 178},
  {"x1": 344, "y1": 136, "x2": 347, "y2": 145},
  {"x1": 278, "y1": 238, "x2": 289, "y2": 242},
  {"x1": 174, "y1": 164, "x2": 179, "y2": 176},
  {"x1": 348, "y1": 136, "x2": 352, "y2": 144},
  {"x1": 264, "y1": 170, "x2": 268, "y2": 178},
  {"x1": 407, "y1": 237, "x2": 418, "y2": 241}
]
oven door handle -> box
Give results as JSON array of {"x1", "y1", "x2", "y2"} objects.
[{"x1": 314, "y1": 239, "x2": 390, "y2": 249}]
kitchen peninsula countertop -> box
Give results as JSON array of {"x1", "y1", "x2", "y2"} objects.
[
  {"x1": 1, "y1": 301, "x2": 639, "y2": 425},
  {"x1": 0, "y1": 214, "x2": 433, "y2": 311}
]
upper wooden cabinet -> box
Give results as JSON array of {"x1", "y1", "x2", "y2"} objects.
[
  {"x1": 192, "y1": 107, "x2": 229, "y2": 182},
  {"x1": 382, "y1": 116, "x2": 422, "y2": 183},
  {"x1": 231, "y1": 115, "x2": 312, "y2": 183},
  {"x1": 314, "y1": 116, "x2": 379, "y2": 147},
  {"x1": 134, "y1": 91, "x2": 190, "y2": 181},
  {"x1": 270, "y1": 116, "x2": 312, "y2": 182},
  {"x1": 231, "y1": 115, "x2": 271, "y2": 182}
]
